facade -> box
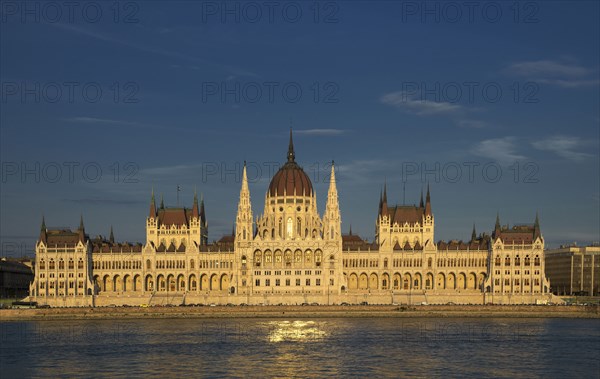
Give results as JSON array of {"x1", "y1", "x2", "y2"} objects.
[
  {"x1": 29, "y1": 132, "x2": 556, "y2": 306},
  {"x1": 545, "y1": 245, "x2": 600, "y2": 296}
]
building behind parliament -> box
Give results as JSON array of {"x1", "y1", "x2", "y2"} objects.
[{"x1": 29, "y1": 132, "x2": 556, "y2": 306}]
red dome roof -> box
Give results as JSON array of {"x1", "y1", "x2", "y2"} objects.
[
  {"x1": 268, "y1": 162, "x2": 313, "y2": 197},
  {"x1": 267, "y1": 130, "x2": 313, "y2": 197}
]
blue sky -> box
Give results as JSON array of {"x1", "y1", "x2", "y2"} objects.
[{"x1": 1, "y1": 1, "x2": 598, "y2": 256}]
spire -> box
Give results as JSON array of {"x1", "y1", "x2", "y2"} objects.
[
  {"x1": 494, "y1": 212, "x2": 501, "y2": 238},
  {"x1": 324, "y1": 161, "x2": 341, "y2": 241},
  {"x1": 419, "y1": 188, "x2": 424, "y2": 208},
  {"x1": 160, "y1": 194, "x2": 164, "y2": 209},
  {"x1": 381, "y1": 182, "x2": 388, "y2": 216},
  {"x1": 534, "y1": 212, "x2": 541, "y2": 239},
  {"x1": 39, "y1": 216, "x2": 47, "y2": 244},
  {"x1": 109, "y1": 225, "x2": 115, "y2": 244},
  {"x1": 383, "y1": 181, "x2": 387, "y2": 203},
  {"x1": 242, "y1": 161, "x2": 249, "y2": 192},
  {"x1": 349, "y1": 224, "x2": 353, "y2": 236},
  {"x1": 425, "y1": 183, "x2": 432, "y2": 216},
  {"x1": 78, "y1": 215, "x2": 85, "y2": 242},
  {"x1": 200, "y1": 193, "x2": 206, "y2": 224},
  {"x1": 378, "y1": 188, "x2": 383, "y2": 216},
  {"x1": 236, "y1": 161, "x2": 252, "y2": 242},
  {"x1": 471, "y1": 223, "x2": 477, "y2": 242},
  {"x1": 287, "y1": 128, "x2": 295, "y2": 163},
  {"x1": 192, "y1": 189, "x2": 199, "y2": 218},
  {"x1": 149, "y1": 189, "x2": 156, "y2": 218}
]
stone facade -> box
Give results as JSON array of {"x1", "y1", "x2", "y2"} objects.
[{"x1": 29, "y1": 132, "x2": 555, "y2": 307}]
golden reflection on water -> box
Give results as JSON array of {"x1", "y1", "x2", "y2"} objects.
[{"x1": 266, "y1": 320, "x2": 328, "y2": 343}]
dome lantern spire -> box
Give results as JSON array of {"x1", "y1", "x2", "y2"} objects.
[{"x1": 287, "y1": 128, "x2": 295, "y2": 163}]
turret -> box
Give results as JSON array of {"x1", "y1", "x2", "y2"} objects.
[
  {"x1": 236, "y1": 161, "x2": 253, "y2": 242},
  {"x1": 192, "y1": 190, "x2": 199, "y2": 219},
  {"x1": 324, "y1": 161, "x2": 341, "y2": 240}
]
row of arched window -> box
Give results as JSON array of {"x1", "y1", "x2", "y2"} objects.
[
  {"x1": 494, "y1": 255, "x2": 540, "y2": 266},
  {"x1": 39, "y1": 258, "x2": 84, "y2": 270}
]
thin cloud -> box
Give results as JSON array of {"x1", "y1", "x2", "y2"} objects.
[
  {"x1": 471, "y1": 137, "x2": 526, "y2": 165},
  {"x1": 295, "y1": 129, "x2": 347, "y2": 136},
  {"x1": 457, "y1": 119, "x2": 487, "y2": 129},
  {"x1": 532, "y1": 136, "x2": 594, "y2": 161},
  {"x1": 49, "y1": 23, "x2": 258, "y2": 78},
  {"x1": 507, "y1": 60, "x2": 590, "y2": 77},
  {"x1": 506, "y1": 59, "x2": 598, "y2": 88},
  {"x1": 63, "y1": 117, "x2": 171, "y2": 131},
  {"x1": 381, "y1": 91, "x2": 462, "y2": 115}
]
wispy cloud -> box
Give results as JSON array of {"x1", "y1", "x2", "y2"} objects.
[
  {"x1": 63, "y1": 117, "x2": 171, "y2": 131},
  {"x1": 295, "y1": 129, "x2": 347, "y2": 136},
  {"x1": 380, "y1": 91, "x2": 462, "y2": 115},
  {"x1": 49, "y1": 23, "x2": 258, "y2": 78},
  {"x1": 456, "y1": 119, "x2": 487, "y2": 129},
  {"x1": 506, "y1": 59, "x2": 599, "y2": 88},
  {"x1": 471, "y1": 137, "x2": 526, "y2": 165},
  {"x1": 532, "y1": 136, "x2": 594, "y2": 161}
]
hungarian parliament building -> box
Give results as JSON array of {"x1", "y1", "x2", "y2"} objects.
[{"x1": 29, "y1": 132, "x2": 554, "y2": 307}]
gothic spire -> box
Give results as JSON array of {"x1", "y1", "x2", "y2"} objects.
[
  {"x1": 419, "y1": 188, "x2": 424, "y2": 208},
  {"x1": 471, "y1": 223, "x2": 477, "y2": 242},
  {"x1": 109, "y1": 225, "x2": 115, "y2": 244},
  {"x1": 39, "y1": 216, "x2": 47, "y2": 244},
  {"x1": 287, "y1": 128, "x2": 295, "y2": 163},
  {"x1": 192, "y1": 189, "x2": 199, "y2": 218},
  {"x1": 79, "y1": 214, "x2": 85, "y2": 231},
  {"x1": 160, "y1": 193, "x2": 164, "y2": 209},
  {"x1": 149, "y1": 189, "x2": 156, "y2": 218},
  {"x1": 425, "y1": 183, "x2": 432, "y2": 216}
]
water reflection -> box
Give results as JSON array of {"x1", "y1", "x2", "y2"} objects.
[
  {"x1": 0, "y1": 318, "x2": 598, "y2": 377},
  {"x1": 266, "y1": 320, "x2": 328, "y2": 342}
]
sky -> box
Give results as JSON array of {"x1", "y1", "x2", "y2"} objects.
[{"x1": 1, "y1": 0, "x2": 599, "y2": 257}]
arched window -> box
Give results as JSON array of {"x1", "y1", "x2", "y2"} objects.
[
  {"x1": 146, "y1": 259, "x2": 152, "y2": 269},
  {"x1": 504, "y1": 256, "x2": 510, "y2": 266},
  {"x1": 525, "y1": 255, "x2": 531, "y2": 265},
  {"x1": 515, "y1": 255, "x2": 520, "y2": 266},
  {"x1": 78, "y1": 259, "x2": 83, "y2": 270},
  {"x1": 534, "y1": 255, "x2": 540, "y2": 266},
  {"x1": 494, "y1": 255, "x2": 501, "y2": 266},
  {"x1": 297, "y1": 217, "x2": 302, "y2": 236},
  {"x1": 427, "y1": 258, "x2": 432, "y2": 268},
  {"x1": 287, "y1": 218, "x2": 293, "y2": 238},
  {"x1": 190, "y1": 259, "x2": 195, "y2": 269},
  {"x1": 59, "y1": 259, "x2": 64, "y2": 270}
]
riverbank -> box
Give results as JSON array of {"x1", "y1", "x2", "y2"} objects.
[{"x1": 1, "y1": 304, "x2": 599, "y2": 321}]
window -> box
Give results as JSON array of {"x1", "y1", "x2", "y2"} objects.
[
  {"x1": 286, "y1": 279, "x2": 290, "y2": 286},
  {"x1": 255, "y1": 279, "x2": 260, "y2": 286},
  {"x1": 534, "y1": 255, "x2": 540, "y2": 266},
  {"x1": 330, "y1": 279, "x2": 334, "y2": 286},
  {"x1": 296, "y1": 279, "x2": 301, "y2": 286},
  {"x1": 316, "y1": 279, "x2": 321, "y2": 286},
  {"x1": 306, "y1": 279, "x2": 311, "y2": 286},
  {"x1": 265, "y1": 279, "x2": 270, "y2": 286},
  {"x1": 68, "y1": 259, "x2": 74, "y2": 270},
  {"x1": 275, "y1": 279, "x2": 280, "y2": 286}
]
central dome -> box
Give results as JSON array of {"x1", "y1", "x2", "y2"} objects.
[{"x1": 268, "y1": 131, "x2": 313, "y2": 197}]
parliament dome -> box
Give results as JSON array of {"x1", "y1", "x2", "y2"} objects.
[{"x1": 267, "y1": 131, "x2": 313, "y2": 197}]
